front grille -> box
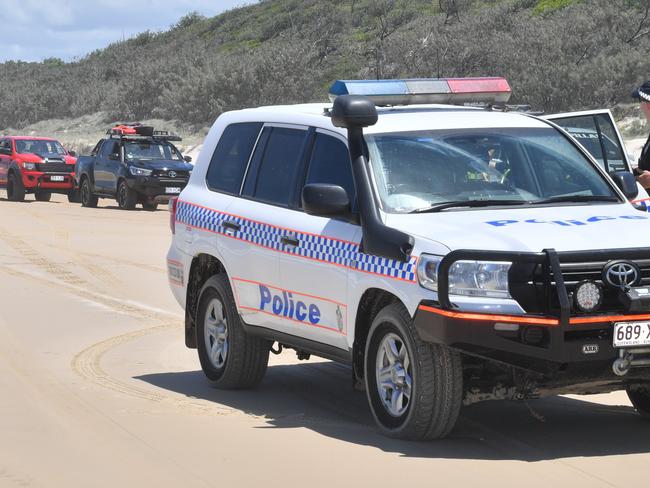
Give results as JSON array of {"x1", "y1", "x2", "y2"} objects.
[
  {"x1": 511, "y1": 258, "x2": 650, "y2": 316},
  {"x1": 152, "y1": 170, "x2": 190, "y2": 178},
  {"x1": 35, "y1": 162, "x2": 74, "y2": 173}
]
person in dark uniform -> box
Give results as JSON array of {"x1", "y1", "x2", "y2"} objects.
[{"x1": 632, "y1": 81, "x2": 650, "y2": 189}]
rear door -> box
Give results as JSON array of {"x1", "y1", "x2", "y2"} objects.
[
  {"x1": 225, "y1": 124, "x2": 311, "y2": 335},
  {"x1": 543, "y1": 109, "x2": 648, "y2": 198},
  {"x1": 276, "y1": 129, "x2": 360, "y2": 350}
]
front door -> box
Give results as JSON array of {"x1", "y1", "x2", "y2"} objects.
[
  {"x1": 0, "y1": 139, "x2": 11, "y2": 186},
  {"x1": 543, "y1": 109, "x2": 648, "y2": 199}
]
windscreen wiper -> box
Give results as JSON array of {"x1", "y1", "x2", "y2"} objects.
[
  {"x1": 531, "y1": 195, "x2": 619, "y2": 205},
  {"x1": 410, "y1": 199, "x2": 526, "y2": 214}
]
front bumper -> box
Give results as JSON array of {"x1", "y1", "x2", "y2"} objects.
[
  {"x1": 416, "y1": 247, "x2": 650, "y2": 381},
  {"x1": 22, "y1": 171, "x2": 75, "y2": 191},
  {"x1": 127, "y1": 176, "x2": 188, "y2": 200}
]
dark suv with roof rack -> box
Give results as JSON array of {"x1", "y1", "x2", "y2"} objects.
[{"x1": 74, "y1": 124, "x2": 193, "y2": 210}]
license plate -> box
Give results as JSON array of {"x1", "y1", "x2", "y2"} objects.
[
  {"x1": 165, "y1": 187, "x2": 181, "y2": 194},
  {"x1": 50, "y1": 175, "x2": 65, "y2": 182},
  {"x1": 613, "y1": 321, "x2": 650, "y2": 348}
]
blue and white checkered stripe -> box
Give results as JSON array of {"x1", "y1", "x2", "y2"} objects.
[{"x1": 177, "y1": 201, "x2": 417, "y2": 282}]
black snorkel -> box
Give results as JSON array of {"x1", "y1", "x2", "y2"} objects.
[{"x1": 331, "y1": 95, "x2": 414, "y2": 262}]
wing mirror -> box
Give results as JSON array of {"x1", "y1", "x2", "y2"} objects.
[
  {"x1": 68, "y1": 150, "x2": 77, "y2": 157},
  {"x1": 610, "y1": 171, "x2": 639, "y2": 200},
  {"x1": 184, "y1": 155, "x2": 193, "y2": 163},
  {"x1": 302, "y1": 184, "x2": 351, "y2": 218},
  {"x1": 109, "y1": 153, "x2": 120, "y2": 161}
]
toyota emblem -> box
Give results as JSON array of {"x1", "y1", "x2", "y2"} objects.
[
  {"x1": 602, "y1": 260, "x2": 641, "y2": 289},
  {"x1": 168, "y1": 171, "x2": 177, "y2": 178}
]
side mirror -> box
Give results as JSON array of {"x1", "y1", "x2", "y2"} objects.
[
  {"x1": 610, "y1": 171, "x2": 639, "y2": 200},
  {"x1": 184, "y1": 155, "x2": 193, "y2": 163},
  {"x1": 302, "y1": 184, "x2": 350, "y2": 218},
  {"x1": 68, "y1": 150, "x2": 76, "y2": 157},
  {"x1": 109, "y1": 153, "x2": 120, "y2": 161}
]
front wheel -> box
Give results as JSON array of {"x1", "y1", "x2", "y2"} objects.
[
  {"x1": 34, "y1": 191, "x2": 51, "y2": 202},
  {"x1": 117, "y1": 180, "x2": 137, "y2": 210},
  {"x1": 627, "y1": 386, "x2": 650, "y2": 419},
  {"x1": 142, "y1": 202, "x2": 158, "y2": 211},
  {"x1": 196, "y1": 274, "x2": 270, "y2": 388},
  {"x1": 7, "y1": 172, "x2": 25, "y2": 202},
  {"x1": 68, "y1": 189, "x2": 80, "y2": 203},
  {"x1": 80, "y1": 178, "x2": 98, "y2": 208},
  {"x1": 364, "y1": 303, "x2": 463, "y2": 440}
]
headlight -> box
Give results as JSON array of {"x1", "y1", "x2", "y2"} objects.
[
  {"x1": 417, "y1": 254, "x2": 512, "y2": 298},
  {"x1": 129, "y1": 166, "x2": 152, "y2": 176},
  {"x1": 23, "y1": 162, "x2": 36, "y2": 170}
]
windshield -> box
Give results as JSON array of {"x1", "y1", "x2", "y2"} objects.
[
  {"x1": 365, "y1": 127, "x2": 619, "y2": 213},
  {"x1": 124, "y1": 141, "x2": 182, "y2": 162},
  {"x1": 16, "y1": 139, "x2": 66, "y2": 156}
]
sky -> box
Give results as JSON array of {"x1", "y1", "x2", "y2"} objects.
[{"x1": 0, "y1": 0, "x2": 253, "y2": 62}]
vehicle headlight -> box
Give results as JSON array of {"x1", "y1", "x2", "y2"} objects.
[
  {"x1": 417, "y1": 254, "x2": 512, "y2": 298},
  {"x1": 23, "y1": 162, "x2": 36, "y2": 170},
  {"x1": 129, "y1": 166, "x2": 152, "y2": 176}
]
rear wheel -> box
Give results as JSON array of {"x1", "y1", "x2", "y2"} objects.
[
  {"x1": 34, "y1": 191, "x2": 51, "y2": 202},
  {"x1": 7, "y1": 172, "x2": 25, "y2": 202},
  {"x1": 364, "y1": 303, "x2": 463, "y2": 440},
  {"x1": 627, "y1": 386, "x2": 650, "y2": 419},
  {"x1": 80, "y1": 178, "x2": 98, "y2": 208},
  {"x1": 196, "y1": 274, "x2": 270, "y2": 388},
  {"x1": 117, "y1": 180, "x2": 137, "y2": 210}
]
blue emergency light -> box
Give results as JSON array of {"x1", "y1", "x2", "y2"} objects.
[{"x1": 329, "y1": 77, "x2": 512, "y2": 106}]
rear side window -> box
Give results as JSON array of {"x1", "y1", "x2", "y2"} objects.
[
  {"x1": 206, "y1": 122, "x2": 262, "y2": 195},
  {"x1": 304, "y1": 133, "x2": 356, "y2": 209},
  {"x1": 252, "y1": 127, "x2": 307, "y2": 206}
]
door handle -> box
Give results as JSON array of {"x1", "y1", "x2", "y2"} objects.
[
  {"x1": 222, "y1": 221, "x2": 241, "y2": 232},
  {"x1": 281, "y1": 235, "x2": 299, "y2": 247}
]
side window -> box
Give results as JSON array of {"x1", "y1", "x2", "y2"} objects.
[
  {"x1": 0, "y1": 139, "x2": 9, "y2": 155},
  {"x1": 206, "y1": 122, "x2": 262, "y2": 195},
  {"x1": 252, "y1": 127, "x2": 307, "y2": 206},
  {"x1": 99, "y1": 141, "x2": 118, "y2": 158},
  {"x1": 551, "y1": 115, "x2": 604, "y2": 168},
  {"x1": 304, "y1": 133, "x2": 356, "y2": 209},
  {"x1": 595, "y1": 114, "x2": 626, "y2": 172},
  {"x1": 91, "y1": 141, "x2": 103, "y2": 156}
]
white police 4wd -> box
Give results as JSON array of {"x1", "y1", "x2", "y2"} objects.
[{"x1": 167, "y1": 78, "x2": 650, "y2": 440}]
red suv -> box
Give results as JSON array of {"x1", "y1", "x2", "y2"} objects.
[{"x1": 0, "y1": 136, "x2": 78, "y2": 202}]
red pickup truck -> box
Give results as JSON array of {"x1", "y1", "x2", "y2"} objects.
[{"x1": 0, "y1": 136, "x2": 78, "y2": 202}]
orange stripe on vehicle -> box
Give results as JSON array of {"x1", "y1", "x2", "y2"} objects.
[{"x1": 419, "y1": 305, "x2": 650, "y2": 326}]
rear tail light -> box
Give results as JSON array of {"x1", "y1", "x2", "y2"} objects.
[{"x1": 169, "y1": 197, "x2": 178, "y2": 234}]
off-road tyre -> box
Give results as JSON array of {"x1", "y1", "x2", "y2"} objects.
[
  {"x1": 196, "y1": 274, "x2": 270, "y2": 389},
  {"x1": 34, "y1": 191, "x2": 51, "y2": 202},
  {"x1": 7, "y1": 172, "x2": 25, "y2": 202},
  {"x1": 80, "y1": 177, "x2": 98, "y2": 208},
  {"x1": 627, "y1": 386, "x2": 650, "y2": 419},
  {"x1": 142, "y1": 202, "x2": 158, "y2": 211},
  {"x1": 68, "y1": 189, "x2": 80, "y2": 203},
  {"x1": 117, "y1": 180, "x2": 137, "y2": 210},
  {"x1": 365, "y1": 303, "x2": 463, "y2": 440}
]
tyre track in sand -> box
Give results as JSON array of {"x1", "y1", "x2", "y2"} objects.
[{"x1": 0, "y1": 227, "x2": 237, "y2": 416}]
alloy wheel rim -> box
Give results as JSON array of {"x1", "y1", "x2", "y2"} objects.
[
  {"x1": 375, "y1": 333, "x2": 412, "y2": 417},
  {"x1": 204, "y1": 297, "x2": 228, "y2": 369},
  {"x1": 82, "y1": 182, "x2": 89, "y2": 204},
  {"x1": 118, "y1": 185, "x2": 126, "y2": 207}
]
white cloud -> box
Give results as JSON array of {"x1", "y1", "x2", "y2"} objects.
[{"x1": 0, "y1": 0, "x2": 254, "y2": 61}]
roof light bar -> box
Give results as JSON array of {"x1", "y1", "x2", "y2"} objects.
[{"x1": 329, "y1": 77, "x2": 512, "y2": 106}]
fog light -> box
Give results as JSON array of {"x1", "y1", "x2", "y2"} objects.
[
  {"x1": 522, "y1": 326, "x2": 545, "y2": 345},
  {"x1": 574, "y1": 280, "x2": 603, "y2": 313}
]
